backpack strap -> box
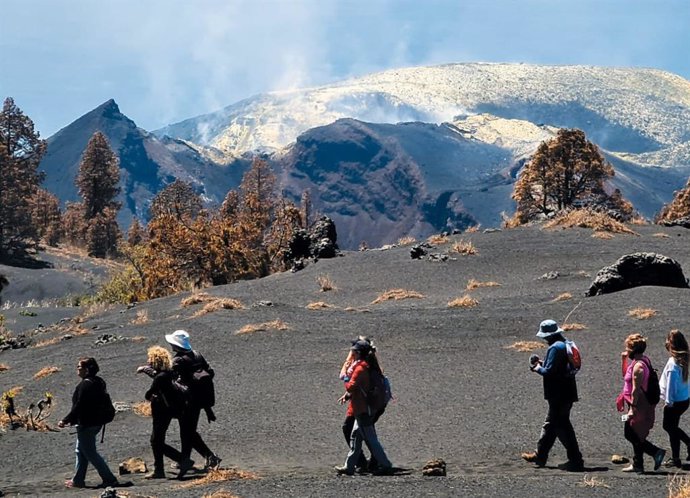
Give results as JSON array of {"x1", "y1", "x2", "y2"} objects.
[{"x1": 100, "y1": 424, "x2": 106, "y2": 443}]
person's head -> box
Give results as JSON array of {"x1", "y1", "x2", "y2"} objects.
[
  {"x1": 666, "y1": 329, "x2": 689, "y2": 354},
  {"x1": 624, "y1": 333, "x2": 647, "y2": 358},
  {"x1": 77, "y1": 357, "x2": 99, "y2": 378},
  {"x1": 165, "y1": 329, "x2": 192, "y2": 352},
  {"x1": 536, "y1": 319, "x2": 564, "y2": 344},
  {"x1": 351, "y1": 339, "x2": 371, "y2": 359},
  {"x1": 147, "y1": 345, "x2": 172, "y2": 371}
]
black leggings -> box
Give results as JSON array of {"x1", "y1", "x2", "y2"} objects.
[
  {"x1": 624, "y1": 420, "x2": 662, "y2": 468},
  {"x1": 150, "y1": 410, "x2": 183, "y2": 471},
  {"x1": 663, "y1": 398, "x2": 690, "y2": 460}
]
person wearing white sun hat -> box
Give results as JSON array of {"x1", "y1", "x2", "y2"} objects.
[{"x1": 165, "y1": 329, "x2": 222, "y2": 478}]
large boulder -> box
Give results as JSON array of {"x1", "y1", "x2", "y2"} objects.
[
  {"x1": 308, "y1": 216, "x2": 338, "y2": 259},
  {"x1": 586, "y1": 252, "x2": 689, "y2": 296}
]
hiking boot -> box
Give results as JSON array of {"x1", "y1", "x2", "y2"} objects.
[
  {"x1": 521, "y1": 451, "x2": 546, "y2": 467},
  {"x1": 144, "y1": 470, "x2": 166, "y2": 479},
  {"x1": 205, "y1": 454, "x2": 222, "y2": 470},
  {"x1": 622, "y1": 464, "x2": 644, "y2": 473},
  {"x1": 371, "y1": 466, "x2": 395, "y2": 476},
  {"x1": 176, "y1": 459, "x2": 195, "y2": 480},
  {"x1": 664, "y1": 458, "x2": 682, "y2": 468},
  {"x1": 334, "y1": 465, "x2": 354, "y2": 476},
  {"x1": 654, "y1": 449, "x2": 666, "y2": 471},
  {"x1": 557, "y1": 461, "x2": 584, "y2": 472}
]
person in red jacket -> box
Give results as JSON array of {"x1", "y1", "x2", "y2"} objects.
[{"x1": 335, "y1": 340, "x2": 393, "y2": 476}]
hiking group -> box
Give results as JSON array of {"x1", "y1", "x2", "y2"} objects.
[
  {"x1": 54, "y1": 319, "x2": 690, "y2": 489},
  {"x1": 522, "y1": 319, "x2": 690, "y2": 474},
  {"x1": 57, "y1": 329, "x2": 220, "y2": 489}
]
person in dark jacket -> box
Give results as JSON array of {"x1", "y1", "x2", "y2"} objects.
[
  {"x1": 58, "y1": 357, "x2": 119, "y2": 489},
  {"x1": 165, "y1": 329, "x2": 221, "y2": 478},
  {"x1": 521, "y1": 320, "x2": 584, "y2": 472},
  {"x1": 137, "y1": 345, "x2": 192, "y2": 479}
]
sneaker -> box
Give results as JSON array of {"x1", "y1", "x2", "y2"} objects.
[
  {"x1": 96, "y1": 479, "x2": 119, "y2": 489},
  {"x1": 622, "y1": 464, "x2": 644, "y2": 473},
  {"x1": 334, "y1": 465, "x2": 354, "y2": 476},
  {"x1": 521, "y1": 451, "x2": 546, "y2": 467},
  {"x1": 205, "y1": 454, "x2": 222, "y2": 470},
  {"x1": 176, "y1": 459, "x2": 195, "y2": 480},
  {"x1": 654, "y1": 449, "x2": 667, "y2": 471},
  {"x1": 144, "y1": 470, "x2": 166, "y2": 479},
  {"x1": 557, "y1": 461, "x2": 584, "y2": 472},
  {"x1": 664, "y1": 458, "x2": 682, "y2": 468}
]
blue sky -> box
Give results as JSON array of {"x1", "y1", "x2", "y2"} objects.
[{"x1": 1, "y1": 0, "x2": 688, "y2": 137}]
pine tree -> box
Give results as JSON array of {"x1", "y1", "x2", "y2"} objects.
[
  {"x1": 512, "y1": 129, "x2": 618, "y2": 223},
  {"x1": 30, "y1": 188, "x2": 62, "y2": 246},
  {"x1": 150, "y1": 179, "x2": 202, "y2": 220},
  {"x1": 127, "y1": 217, "x2": 145, "y2": 246},
  {"x1": 657, "y1": 177, "x2": 690, "y2": 222},
  {"x1": 75, "y1": 132, "x2": 122, "y2": 257},
  {"x1": 76, "y1": 132, "x2": 121, "y2": 219},
  {"x1": 0, "y1": 98, "x2": 46, "y2": 260},
  {"x1": 300, "y1": 190, "x2": 312, "y2": 229}
]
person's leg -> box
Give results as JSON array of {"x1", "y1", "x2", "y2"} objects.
[
  {"x1": 342, "y1": 416, "x2": 355, "y2": 445},
  {"x1": 179, "y1": 407, "x2": 200, "y2": 461},
  {"x1": 343, "y1": 419, "x2": 364, "y2": 473},
  {"x1": 365, "y1": 408, "x2": 386, "y2": 471},
  {"x1": 624, "y1": 420, "x2": 645, "y2": 469},
  {"x1": 535, "y1": 400, "x2": 559, "y2": 463},
  {"x1": 77, "y1": 425, "x2": 117, "y2": 484},
  {"x1": 553, "y1": 401, "x2": 583, "y2": 465},
  {"x1": 72, "y1": 430, "x2": 90, "y2": 486},
  {"x1": 356, "y1": 413, "x2": 392, "y2": 470},
  {"x1": 664, "y1": 404, "x2": 683, "y2": 460}
]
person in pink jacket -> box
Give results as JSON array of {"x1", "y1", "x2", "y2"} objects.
[{"x1": 618, "y1": 333, "x2": 665, "y2": 473}]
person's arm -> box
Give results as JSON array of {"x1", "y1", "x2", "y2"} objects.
[
  {"x1": 629, "y1": 362, "x2": 644, "y2": 416},
  {"x1": 61, "y1": 380, "x2": 89, "y2": 426},
  {"x1": 340, "y1": 351, "x2": 355, "y2": 380},
  {"x1": 659, "y1": 361, "x2": 672, "y2": 406},
  {"x1": 534, "y1": 346, "x2": 557, "y2": 376},
  {"x1": 621, "y1": 353, "x2": 629, "y2": 378},
  {"x1": 345, "y1": 363, "x2": 364, "y2": 393}
]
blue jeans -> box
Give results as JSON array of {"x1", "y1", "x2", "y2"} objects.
[
  {"x1": 72, "y1": 425, "x2": 117, "y2": 485},
  {"x1": 344, "y1": 413, "x2": 392, "y2": 472}
]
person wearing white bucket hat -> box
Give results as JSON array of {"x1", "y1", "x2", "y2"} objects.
[
  {"x1": 165, "y1": 329, "x2": 222, "y2": 478},
  {"x1": 521, "y1": 319, "x2": 584, "y2": 472}
]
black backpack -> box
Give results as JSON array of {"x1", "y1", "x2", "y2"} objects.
[
  {"x1": 639, "y1": 359, "x2": 661, "y2": 405},
  {"x1": 189, "y1": 352, "x2": 215, "y2": 409},
  {"x1": 89, "y1": 377, "x2": 116, "y2": 426},
  {"x1": 366, "y1": 368, "x2": 391, "y2": 413}
]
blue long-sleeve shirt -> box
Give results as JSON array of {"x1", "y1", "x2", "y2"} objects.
[{"x1": 534, "y1": 340, "x2": 578, "y2": 402}]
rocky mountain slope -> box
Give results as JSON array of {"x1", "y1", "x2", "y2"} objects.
[
  {"x1": 38, "y1": 64, "x2": 690, "y2": 248},
  {"x1": 39, "y1": 100, "x2": 248, "y2": 227}
]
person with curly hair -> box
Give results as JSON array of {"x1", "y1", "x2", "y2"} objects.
[{"x1": 137, "y1": 346, "x2": 192, "y2": 479}]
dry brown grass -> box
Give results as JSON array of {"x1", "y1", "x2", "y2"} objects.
[
  {"x1": 235, "y1": 320, "x2": 290, "y2": 335},
  {"x1": 630, "y1": 216, "x2": 648, "y2": 225},
  {"x1": 306, "y1": 302, "x2": 336, "y2": 310},
  {"x1": 33, "y1": 366, "x2": 60, "y2": 380},
  {"x1": 465, "y1": 225, "x2": 480, "y2": 233},
  {"x1": 466, "y1": 279, "x2": 500, "y2": 290},
  {"x1": 193, "y1": 298, "x2": 245, "y2": 317},
  {"x1": 591, "y1": 231, "x2": 614, "y2": 239},
  {"x1": 427, "y1": 234, "x2": 448, "y2": 245},
  {"x1": 316, "y1": 274, "x2": 336, "y2": 292},
  {"x1": 181, "y1": 292, "x2": 213, "y2": 307},
  {"x1": 506, "y1": 341, "x2": 544, "y2": 352},
  {"x1": 544, "y1": 209, "x2": 638, "y2": 235},
  {"x1": 562, "y1": 323, "x2": 587, "y2": 331},
  {"x1": 397, "y1": 236, "x2": 416, "y2": 246},
  {"x1": 578, "y1": 475, "x2": 610, "y2": 489},
  {"x1": 668, "y1": 474, "x2": 690, "y2": 498},
  {"x1": 372, "y1": 289, "x2": 425, "y2": 304},
  {"x1": 132, "y1": 401, "x2": 152, "y2": 417},
  {"x1": 180, "y1": 468, "x2": 259, "y2": 489},
  {"x1": 451, "y1": 240, "x2": 478, "y2": 255},
  {"x1": 652, "y1": 232, "x2": 670, "y2": 238},
  {"x1": 33, "y1": 336, "x2": 63, "y2": 348},
  {"x1": 130, "y1": 336, "x2": 147, "y2": 342},
  {"x1": 131, "y1": 309, "x2": 149, "y2": 325},
  {"x1": 0, "y1": 363, "x2": 9, "y2": 372},
  {"x1": 76, "y1": 302, "x2": 115, "y2": 323},
  {"x1": 552, "y1": 292, "x2": 573, "y2": 302},
  {"x1": 447, "y1": 295, "x2": 479, "y2": 308},
  {"x1": 628, "y1": 308, "x2": 657, "y2": 319},
  {"x1": 202, "y1": 491, "x2": 241, "y2": 498}
]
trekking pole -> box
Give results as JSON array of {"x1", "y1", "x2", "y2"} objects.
[{"x1": 562, "y1": 300, "x2": 583, "y2": 326}]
